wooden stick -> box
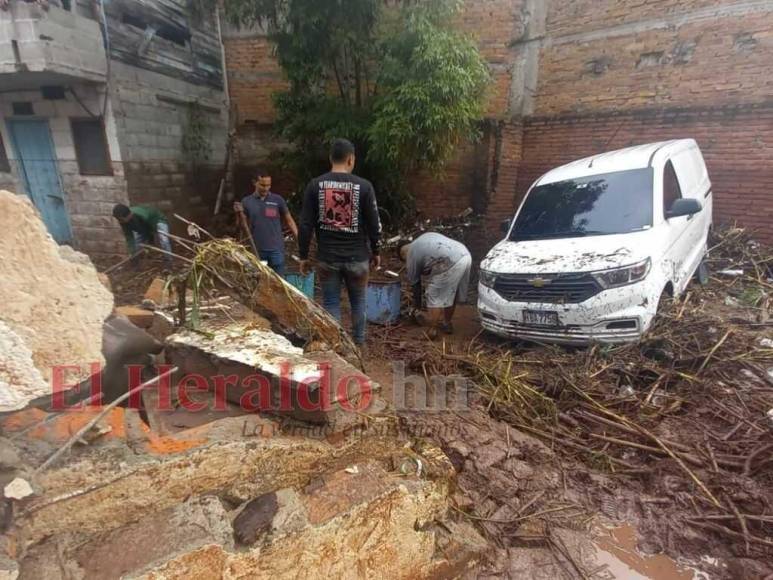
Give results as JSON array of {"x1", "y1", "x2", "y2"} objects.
[
  {"x1": 103, "y1": 250, "x2": 145, "y2": 275},
  {"x1": 173, "y1": 214, "x2": 215, "y2": 240},
  {"x1": 588, "y1": 433, "x2": 704, "y2": 467},
  {"x1": 685, "y1": 520, "x2": 773, "y2": 548},
  {"x1": 140, "y1": 244, "x2": 195, "y2": 265},
  {"x1": 34, "y1": 367, "x2": 178, "y2": 474},
  {"x1": 697, "y1": 329, "x2": 732, "y2": 375},
  {"x1": 725, "y1": 494, "x2": 751, "y2": 556},
  {"x1": 236, "y1": 209, "x2": 260, "y2": 258},
  {"x1": 744, "y1": 443, "x2": 773, "y2": 476}
]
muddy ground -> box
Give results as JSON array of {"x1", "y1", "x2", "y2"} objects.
[{"x1": 107, "y1": 242, "x2": 772, "y2": 580}]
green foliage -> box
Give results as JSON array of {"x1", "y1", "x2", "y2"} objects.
[
  {"x1": 220, "y1": 0, "x2": 490, "y2": 223},
  {"x1": 368, "y1": 1, "x2": 489, "y2": 173}
]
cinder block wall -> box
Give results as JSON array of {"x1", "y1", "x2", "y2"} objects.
[
  {"x1": 0, "y1": 86, "x2": 130, "y2": 259},
  {"x1": 109, "y1": 61, "x2": 229, "y2": 240}
]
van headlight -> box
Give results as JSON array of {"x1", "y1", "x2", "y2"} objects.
[
  {"x1": 592, "y1": 258, "x2": 651, "y2": 289},
  {"x1": 479, "y1": 270, "x2": 498, "y2": 288}
]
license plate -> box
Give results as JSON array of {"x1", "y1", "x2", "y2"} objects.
[{"x1": 522, "y1": 310, "x2": 560, "y2": 326}]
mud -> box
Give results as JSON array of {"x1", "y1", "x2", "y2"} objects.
[{"x1": 364, "y1": 301, "x2": 772, "y2": 579}]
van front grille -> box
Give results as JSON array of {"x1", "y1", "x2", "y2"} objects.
[{"x1": 493, "y1": 273, "x2": 602, "y2": 304}]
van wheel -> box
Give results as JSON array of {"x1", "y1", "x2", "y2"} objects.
[
  {"x1": 654, "y1": 285, "x2": 674, "y2": 319},
  {"x1": 695, "y1": 260, "x2": 710, "y2": 286}
]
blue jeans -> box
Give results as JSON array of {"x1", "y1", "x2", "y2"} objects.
[
  {"x1": 134, "y1": 222, "x2": 173, "y2": 266},
  {"x1": 259, "y1": 249, "x2": 285, "y2": 276},
  {"x1": 318, "y1": 260, "x2": 369, "y2": 345}
]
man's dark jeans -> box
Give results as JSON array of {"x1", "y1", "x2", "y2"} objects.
[
  {"x1": 318, "y1": 260, "x2": 369, "y2": 345},
  {"x1": 259, "y1": 249, "x2": 285, "y2": 276}
]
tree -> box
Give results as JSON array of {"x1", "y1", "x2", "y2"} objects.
[{"x1": 220, "y1": 0, "x2": 489, "y2": 222}]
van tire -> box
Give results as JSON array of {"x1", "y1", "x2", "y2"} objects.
[
  {"x1": 655, "y1": 284, "x2": 674, "y2": 318},
  {"x1": 695, "y1": 259, "x2": 710, "y2": 286}
]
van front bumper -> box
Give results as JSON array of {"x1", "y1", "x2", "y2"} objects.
[{"x1": 477, "y1": 281, "x2": 659, "y2": 345}]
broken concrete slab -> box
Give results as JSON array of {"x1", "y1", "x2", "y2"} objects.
[
  {"x1": 76, "y1": 496, "x2": 233, "y2": 579},
  {"x1": 7, "y1": 412, "x2": 418, "y2": 548},
  {"x1": 165, "y1": 322, "x2": 381, "y2": 427},
  {"x1": 0, "y1": 191, "x2": 113, "y2": 412},
  {"x1": 6, "y1": 407, "x2": 484, "y2": 579},
  {"x1": 181, "y1": 240, "x2": 359, "y2": 358},
  {"x1": 17, "y1": 458, "x2": 482, "y2": 580},
  {"x1": 137, "y1": 462, "x2": 481, "y2": 579}
]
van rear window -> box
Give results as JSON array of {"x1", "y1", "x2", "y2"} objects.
[{"x1": 510, "y1": 168, "x2": 654, "y2": 241}]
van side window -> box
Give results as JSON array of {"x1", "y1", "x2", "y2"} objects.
[{"x1": 663, "y1": 160, "x2": 682, "y2": 216}]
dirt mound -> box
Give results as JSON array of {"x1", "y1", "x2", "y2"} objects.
[{"x1": 0, "y1": 191, "x2": 113, "y2": 412}]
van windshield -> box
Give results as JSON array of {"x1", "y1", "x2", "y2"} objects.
[{"x1": 510, "y1": 168, "x2": 654, "y2": 241}]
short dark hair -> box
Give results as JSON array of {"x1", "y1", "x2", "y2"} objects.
[
  {"x1": 112, "y1": 204, "x2": 131, "y2": 219},
  {"x1": 330, "y1": 139, "x2": 355, "y2": 163},
  {"x1": 253, "y1": 168, "x2": 270, "y2": 182}
]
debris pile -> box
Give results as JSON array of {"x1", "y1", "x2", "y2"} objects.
[
  {"x1": 0, "y1": 190, "x2": 114, "y2": 412},
  {"x1": 181, "y1": 238, "x2": 359, "y2": 358},
  {"x1": 0, "y1": 207, "x2": 495, "y2": 579},
  {"x1": 401, "y1": 228, "x2": 773, "y2": 566}
]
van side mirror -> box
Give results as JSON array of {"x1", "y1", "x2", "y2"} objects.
[
  {"x1": 500, "y1": 218, "x2": 511, "y2": 234},
  {"x1": 666, "y1": 198, "x2": 702, "y2": 219}
]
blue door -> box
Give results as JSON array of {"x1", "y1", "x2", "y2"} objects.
[{"x1": 7, "y1": 119, "x2": 72, "y2": 243}]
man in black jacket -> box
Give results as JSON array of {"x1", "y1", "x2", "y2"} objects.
[{"x1": 299, "y1": 139, "x2": 381, "y2": 346}]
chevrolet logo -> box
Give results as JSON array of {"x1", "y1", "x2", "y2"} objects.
[{"x1": 527, "y1": 277, "x2": 552, "y2": 288}]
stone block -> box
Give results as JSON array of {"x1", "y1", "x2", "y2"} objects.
[
  {"x1": 165, "y1": 323, "x2": 370, "y2": 428},
  {"x1": 83, "y1": 496, "x2": 233, "y2": 577}
]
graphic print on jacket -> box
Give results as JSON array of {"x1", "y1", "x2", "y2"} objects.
[{"x1": 319, "y1": 180, "x2": 360, "y2": 233}]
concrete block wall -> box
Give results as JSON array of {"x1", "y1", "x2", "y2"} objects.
[
  {"x1": 109, "y1": 60, "x2": 229, "y2": 236},
  {"x1": 0, "y1": 85, "x2": 129, "y2": 260},
  {"x1": 0, "y1": 1, "x2": 106, "y2": 81}
]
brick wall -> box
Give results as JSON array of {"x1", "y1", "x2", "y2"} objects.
[
  {"x1": 536, "y1": 11, "x2": 773, "y2": 115},
  {"x1": 221, "y1": 0, "x2": 773, "y2": 245},
  {"x1": 223, "y1": 28, "x2": 288, "y2": 123},
  {"x1": 502, "y1": 105, "x2": 773, "y2": 244}
]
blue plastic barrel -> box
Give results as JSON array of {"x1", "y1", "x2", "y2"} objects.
[
  {"x1": 285, "y1": 271, "x2": 315, "y2": 300},
  {"x1": 366, "y1": 280, "x2": 401, "y2": 325}
]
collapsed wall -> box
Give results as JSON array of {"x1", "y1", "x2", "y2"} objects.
[
  {"x1": 3, "y1": 404, "x2": 485, "y2": 578},
  {"x1": 0, "y1": 204, "x2": 484, "y2": 577},
  {"x1": 0, "y1": 190, "x2": 114, "y2": 412}
]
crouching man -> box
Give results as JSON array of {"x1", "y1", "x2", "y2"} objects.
[
  {"x1": 399, "y1": 233, "x2": 472, "y2": 339},
  {"x1": 112, "y1": 204, "x2": 172, "y2": 269}
]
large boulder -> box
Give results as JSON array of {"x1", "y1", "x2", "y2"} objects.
[{"x1": 0, "y1": 191, "x2": 113, "y2": 412}]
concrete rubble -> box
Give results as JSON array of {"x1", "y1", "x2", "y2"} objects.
[
  {"x1": 3, "y1": 410, "x2": 485, "y2": 579},
  {"x1": 0, "y1": 190, "x2": 113, "y2": 412},
  {"x1": 0, "y1": 198, "x2": 485, "y2": 579}
]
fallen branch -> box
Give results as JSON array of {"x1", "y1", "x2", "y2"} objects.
[{"x1": 685, "y1": 520, "x2": 773, "y2": 548}]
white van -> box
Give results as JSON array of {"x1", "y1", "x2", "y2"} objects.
[{"x1": 478, "y1": 139, "x2": 713, "y2": 344}]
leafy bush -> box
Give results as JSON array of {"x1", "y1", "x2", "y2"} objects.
[{"x1": 221, "y1": 0, "x2": 489, "y2": 224}]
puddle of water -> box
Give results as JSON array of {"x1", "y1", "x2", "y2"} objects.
[{"x1": 593, "y1": 524, "x2": 698, "y2": 580}]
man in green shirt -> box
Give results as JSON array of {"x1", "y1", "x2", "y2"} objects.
[{"x1": 112, "y1": 204, "x2": 172, "y2": 268}]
